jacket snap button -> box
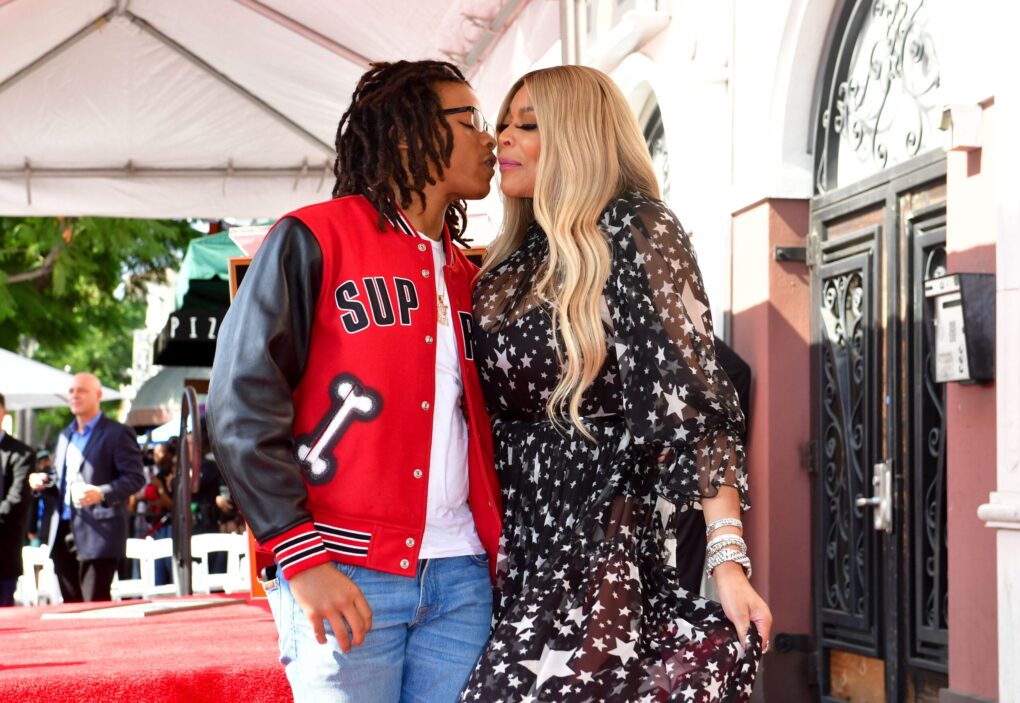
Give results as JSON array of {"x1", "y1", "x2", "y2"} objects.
[
  {"x1": 422, "y1": 269, "x2": 430, "y2": 278},
  {"x1": 421, "y1": 401, "x2": 430, "y2": 410},
  {"x1": 400, "y1": 559, "x2": 410, "y2": 569},
  {"x1": 405, "y1": 538, "x2": 415, "y2": 548},
  {"x1": 425, "y1": 335, "x2": 434, "y2": 344},
  {"x1": 413, "y1": 468, "x2": 423, "y2": 479},
  {"x1": 418, "y1": 243, "x2": 427, "y2": 252}
]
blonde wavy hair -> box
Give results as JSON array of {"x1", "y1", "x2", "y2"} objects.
[{"x1": 481, "y1": 65, "x2": 661, "y2": 435}]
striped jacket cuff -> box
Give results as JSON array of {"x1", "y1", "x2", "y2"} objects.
[{"x1": 263, "y1": 522, "x2": 332, "y2": 579}]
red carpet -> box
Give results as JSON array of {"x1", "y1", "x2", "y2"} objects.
[{"x1": 0, "y1": 596, "x2": 291, "y2": 702}]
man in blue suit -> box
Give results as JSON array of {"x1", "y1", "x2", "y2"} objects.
[{"x1": 29, "y1": 373, "x2": 144, "y2": 602}]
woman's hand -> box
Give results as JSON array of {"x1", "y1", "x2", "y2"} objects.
[{"x1": 713, "y1": 561, "x2": 772, "y2": 655}]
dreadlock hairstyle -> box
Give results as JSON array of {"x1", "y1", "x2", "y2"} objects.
[{"x1": 332, "y1": 60, "x2": 472, "y2": 243}]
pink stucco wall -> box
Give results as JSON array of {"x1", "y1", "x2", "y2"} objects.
[
  {"x1": 731, "y1": 198, "x2": 813, "y2": 699},
  {"x1": 945, "y1": 100, "x2": 999, "y2": 701}
]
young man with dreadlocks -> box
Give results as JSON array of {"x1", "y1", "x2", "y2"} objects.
[{"x1": 208, "y1": 60, "x2": 501, "y2": 702}]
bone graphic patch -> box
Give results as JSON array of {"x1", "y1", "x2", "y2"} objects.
[{"x1": 295, "y1": 374, "x2": 381, "y2": 485}]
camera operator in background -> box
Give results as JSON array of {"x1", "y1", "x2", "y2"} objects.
[{"x1": 25, "y1": 450, "x2": 58, "y2": 547}]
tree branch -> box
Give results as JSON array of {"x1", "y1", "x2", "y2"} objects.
[{"x1": 6, "y1": 243, "x2": 63, "y2": 284}]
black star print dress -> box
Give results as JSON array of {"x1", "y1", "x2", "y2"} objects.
[{"x1": 461, "y1": 192, "x2": 761, "y2": 702}]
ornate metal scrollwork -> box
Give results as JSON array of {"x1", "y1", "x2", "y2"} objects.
[
  {"x1": 912, "y1": 235, "x2": 949, "y2": 670},
  {"x1": 816, "y1": 0, "x2": 942, "y2": 193},
  {"x1": 819, "y1": 270, "x2": 871, "y2": 623}
]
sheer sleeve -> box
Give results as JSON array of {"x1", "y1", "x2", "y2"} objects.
[{"x1": 603, "y1": 193, "x2": 749, "y2": 510}]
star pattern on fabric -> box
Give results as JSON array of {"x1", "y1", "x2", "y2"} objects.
[
  {"x1": 463, "y1": 192, "x2": 758, "y2": 702},
  {"x1": 608, "y1": 636, "x2": 639, "y2": 664},
  {"x1": 679, "y1": 281, "x2": 710, "y2": 337},
  {"x1": 519, "y1": 645, "x2": 578, "y2": 689}
]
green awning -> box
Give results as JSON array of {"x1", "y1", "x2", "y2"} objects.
[{"x1": 174, "y1": 232, "x2": 244, "y2": 309}]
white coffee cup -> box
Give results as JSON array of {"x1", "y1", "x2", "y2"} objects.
[{"x1": 70, "y1": 480, "x2": 88, "y2": 507}]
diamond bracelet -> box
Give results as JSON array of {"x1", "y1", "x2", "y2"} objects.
[
  {"x1": 707, "y1": 534, "x2": 747, "y2": 555},
  {"x1": 706, "y1": 547, "x2": 752, "y2": 579},
  {"x1": 705, "y1": 517, "x2": 743, "y2": 538}
]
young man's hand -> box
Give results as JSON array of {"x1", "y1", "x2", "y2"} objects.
[{"x1": 287, "y1": 563, "x2": 374, "y2": 652}]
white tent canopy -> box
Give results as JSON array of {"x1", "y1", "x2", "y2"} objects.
[
  {"x1": 0, "y1": 0, "x2": 554, "y2": 223},
  {"x1": 0, "y1": 348, "x2": 122, "y2": 410}
]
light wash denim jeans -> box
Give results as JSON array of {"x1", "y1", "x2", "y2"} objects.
[{"x1": 263, "y1": 555, "x2": 492, "y2": 703}]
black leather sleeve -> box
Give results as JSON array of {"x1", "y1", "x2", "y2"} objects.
[{"x1": 206, "y1": 217, "x2": 323, "y2": 544}]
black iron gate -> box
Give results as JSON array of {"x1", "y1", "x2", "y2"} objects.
[{"x1": 809, "y1": 152, "x2": 949, "y2": 702}]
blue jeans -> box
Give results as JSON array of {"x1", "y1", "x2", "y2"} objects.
[
  {"x1": 264, "y1": 555, "x2": 492, "y2": 703},
  {"x1": 153, "y1": 522, "x2": 173, "y2": 586}
]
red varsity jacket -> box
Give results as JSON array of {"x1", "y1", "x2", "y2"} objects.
[{"x1": 208, "y1": 195, "x2": 503, "y2": 581}]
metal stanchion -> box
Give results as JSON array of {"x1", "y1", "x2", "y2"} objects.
[{"x1": 173, "y1": 386, "x2": 202, "y2": 596}]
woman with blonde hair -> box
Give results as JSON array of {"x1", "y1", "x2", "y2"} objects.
[{"x1": 462, "y1": 65, "x2": 770, "y2": 701}]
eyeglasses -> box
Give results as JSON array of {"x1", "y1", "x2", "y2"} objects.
[{"x1": 441, "y1": 106, "x2": 493, "y2": 136}]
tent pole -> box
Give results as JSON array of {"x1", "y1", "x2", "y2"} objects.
[
  {"x1": 0, "y1": 10, "x2": 116, "y2": 98},
  {"x1": 124, "y1": 11, "x2": 335, "y2": 157},
  {"x1": 13, "y1": 409, "x2": 34, "y2": 448},
  {"x1": 463, "y1": 0, "x2": 528, "y2": 68},
  {"x1": 0, "y1": 165, "x2": 331, "y2": 178},
  {"x1": 231, "y1": 0, "x2": 372, "y2": 69}
]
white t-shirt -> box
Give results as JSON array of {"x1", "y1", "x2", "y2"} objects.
[{"x1": 417, "y1": 233, "x2": 485, "y2": 559}]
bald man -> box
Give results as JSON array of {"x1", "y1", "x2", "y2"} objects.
[{"x1": 29, "y1": 373, "x2": 144, "y2": 602}]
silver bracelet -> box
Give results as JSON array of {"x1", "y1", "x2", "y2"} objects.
[
  {"x1": 707, "y1": 534, "x2": 746, "y2": 555},
  {"x1": 706, "y1": 547, "x2": 745, "y2": 572},
  {"x1": 705, "y1": 517, "x2": 743, "y2": 538},
  {"x1": 706, "y1": 548, "x2": 752, "y2": 580}
]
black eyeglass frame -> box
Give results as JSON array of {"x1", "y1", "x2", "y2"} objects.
[{"x1": 441, "y1": 106, "x2": 493, "y2": 136}]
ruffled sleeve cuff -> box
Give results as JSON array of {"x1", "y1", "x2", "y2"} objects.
[{"x1": 651, "y1": 427, "x2": 750, "y2": 512}]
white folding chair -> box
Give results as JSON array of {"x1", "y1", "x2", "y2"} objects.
[
  {"x1": 138, "y1": 537, "x2": 178, "y2": 598},
  {"x1": 16, "y1": 545, "x2": 62, "y2": 606},
  {"x1": 236, "y1": 541, "x2": 251, "y2": 592},
  {"x1": 13, "y1": 574, "x2": 31, "y2": 606},
  {"x1": 191, "y1": 532, "x2": 248, "y2": 594},
  {"x1": 110, "y1": 538, "x2": 148, "y2": 601}
]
